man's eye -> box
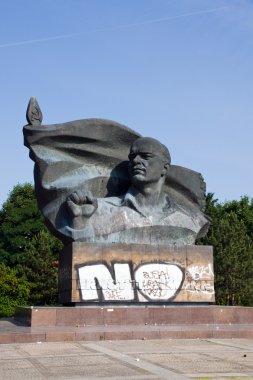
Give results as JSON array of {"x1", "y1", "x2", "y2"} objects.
[
  {"x1": 142, "y1": 154, "x2": 152, "y2": 159},
  {"x1": 128, "y1": 153, "x2": 153, "y2": 160}
]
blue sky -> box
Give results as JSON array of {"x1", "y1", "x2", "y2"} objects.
[{"x1": 0, "y1": 0, "x2": 252, "y2": 205}]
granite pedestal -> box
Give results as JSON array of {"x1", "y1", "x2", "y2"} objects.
[{"x1": 58, "y1": 243, "x2": 215, "y2": 304}]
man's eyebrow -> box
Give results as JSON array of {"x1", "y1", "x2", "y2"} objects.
[
  {"x1": 139, "y1": 152, "x2": 155, "y2": 156},
  {"x1": 129, "y1": 151, "x2": 154, "y2": 155}
]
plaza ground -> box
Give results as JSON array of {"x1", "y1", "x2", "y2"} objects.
[{"x1": 0, "y1": 338, "x2": 253, "y2": 379}]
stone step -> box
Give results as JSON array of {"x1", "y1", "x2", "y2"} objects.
[
  {"x1": 15, "y1": 305, "x2": 253, "y2": 327},
  {"x1": 1, "y1": 321, "x2": 253, "y2": 344}
]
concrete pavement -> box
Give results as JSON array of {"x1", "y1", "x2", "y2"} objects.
[{"x1": 0, "y1": 338, "x2": 253, "y2": 379}]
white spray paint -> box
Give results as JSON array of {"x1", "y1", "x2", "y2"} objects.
[
  {"x1": 78, "y1": 263, "x2": 134, "y2": 301},
  {"x1": 78, "y1": 262, "x2": 184, "y2": 301},
  {"x1": 184, "y1": 264, "x2": 214, "y2": 294},
  {"x1": 135, "y1": 263, "x2": 184, "y2": 301}
]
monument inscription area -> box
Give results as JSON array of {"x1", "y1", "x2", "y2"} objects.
[
  {"x1": 23, "y1": 97, "x2": 214, "y2": 304},
  {"x1": 58, "y1": 244, "x2": 214, "y2": 303}
]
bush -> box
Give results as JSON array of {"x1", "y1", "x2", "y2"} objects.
[{"x1": 0, "y1": 264, "x2": 30, "y2": 317}]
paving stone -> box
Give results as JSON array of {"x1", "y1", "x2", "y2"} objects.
[
  {"x1": 37, "y1": 354, "x2": 117, "y2": 367},
  {"x1": 204, "y1": 351, "x2": 253, "y2": 370},
  {"x1": 0, "y1": 367, "x2": 45, "y2": 380},
  {"x1": 0, "y1": 358, "x2": 33, "y2": 370},
  {"x1": 1, "y1": 338, "x2": 253, "y2": 379},
  {"x1": 0, "y1": 346, "x2": 24, "y2": 359},
  {"x1": 48, "y1": 363, "x2": 147, "y2": 377},
  {"x1": 19, "y1": 341, "x2": 91, "y2": 356},
  {"x1": 127, "y1": 352, "x2": 249, "y2": 374}
]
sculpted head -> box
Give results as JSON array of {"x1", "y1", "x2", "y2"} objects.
[{"x1": 128, "y1": 137, "x2": 171, "y2": 188}]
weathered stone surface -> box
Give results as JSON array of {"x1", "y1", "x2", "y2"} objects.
[
  {"x1": 23, "y1": 99, "x2": 209, "y2": 246},
  {"x1": 58, "y1": 243, "x2": 214, "y2": 304}
]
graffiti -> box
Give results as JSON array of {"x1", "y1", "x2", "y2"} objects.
[
  {"x1": 78, "y1": 261, "x2": 215, "y2": 302},
  {"x1": 186, "y1": 264, "x2": 214, "y2": 281},
  {"x1": 78, "y1": 263, "x2": 134, "y2": 301},
  {"x1": 184, "y1": 264, "x2": 214, "y2": 294},
  {"x1": 135, "y1": 263, "x2": 183, "y2": 301},
  {"x1": 78, "y1": 262, "x2": 184, "y2": 302}
]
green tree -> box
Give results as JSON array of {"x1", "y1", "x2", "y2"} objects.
[
  {"x1": 0, "y1": 183, "x2": 63, "y2": 305},
  {"x1": 17, "y1": 230, "x2": 62, "y2": 305},
  {"x1": 214, "y1": 212, "x2": 253, "y2": 305},
  {"x1": 0, "y1": 184, "x2": 45, "y2": 265},
  {"x1": 200, "y1": 193, "x2": 253, "y2": 306},
  {"x1": 222, "y1": 196, "x2": 253, "y2": 240},
  {"x1": 0, "y1": 264, "x2": 30, "y2": 317}
]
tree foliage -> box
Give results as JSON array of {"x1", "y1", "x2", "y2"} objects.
[
  {"x1": 0, "y1": 184, "x2": 45, "y2": 265},
  {"x1": 0, "y1": 264, "x2": 30, "y2": 317},
  {"x1": 17, "y1": 230, "x2": 62, "y2": 305},
  {"x1": 0, "y1": 184, "x2": 63, "y2": 313},
  {"x1": 199, "y1": 194, "x2": 253, "y2": 306}
]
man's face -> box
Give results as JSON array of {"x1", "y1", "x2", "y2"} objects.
[{"x1": 128, "y1": 138, "x2": 168, "y2": 185}]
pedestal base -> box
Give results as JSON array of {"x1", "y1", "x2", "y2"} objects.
[
  {"x1": 11, "y1": 305, "x2": 253, "y2": 343},
  {"x1": 14, "y1": 305, "x2": 253, "y2": 327},
  {"x1": 58, "y1": 243, "x2": 215, "y2": 304}
]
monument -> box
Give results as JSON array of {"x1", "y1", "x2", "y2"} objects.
[{"x1": 23, "y1": 97, "x2": 214, "y2": 304}]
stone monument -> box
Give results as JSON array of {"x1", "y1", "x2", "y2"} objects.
[{"x1": 23, "y1": 97, "x2": 214, "y2": 304}]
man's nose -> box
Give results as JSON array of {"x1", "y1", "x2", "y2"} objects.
[{"x1": 133, "y1": 154, "x2": 141, "y2": 164}]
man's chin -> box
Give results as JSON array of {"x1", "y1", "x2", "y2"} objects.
[{"x1": 131, "y1": 174, "x2": 146, "y2": 184}]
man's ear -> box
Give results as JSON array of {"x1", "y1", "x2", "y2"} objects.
[{"x1": 162, "y1": 163, "x2": 169, "y2": 176}]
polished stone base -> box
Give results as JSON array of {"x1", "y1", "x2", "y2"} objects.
[
  {"x1": 58, "y1": 243, "x2": 215, "y2": 304},
  {"x1": 15, "y1": 305, "x2": 253, "y2": 327},
  {"x1": 10, "y1": 305, "x2": 253, "y2": 344}
]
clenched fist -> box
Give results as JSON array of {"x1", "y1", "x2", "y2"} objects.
[{"x1": 66, "y1": 191, "x2": 98, "y2": 218}]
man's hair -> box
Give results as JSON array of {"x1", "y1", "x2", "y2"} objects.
[{"x1": 130, "y1": 137, "x2": 171, "y2": 165}]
